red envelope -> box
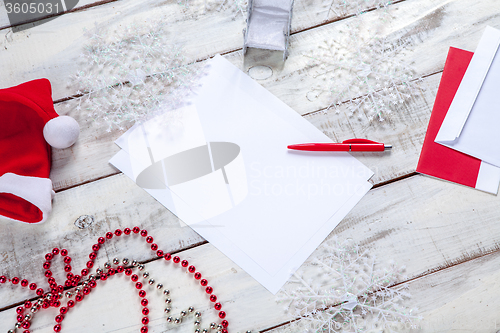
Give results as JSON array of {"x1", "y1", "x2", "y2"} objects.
[{"x1": 417, "y1": 47, "x2": 500, "y2": 194}]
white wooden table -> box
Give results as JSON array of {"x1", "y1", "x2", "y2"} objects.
[{"x1": 1, "y1": 0, "x2": 500, "y2": 332}]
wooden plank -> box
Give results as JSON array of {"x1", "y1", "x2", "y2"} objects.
[
  {"x1": 0, "y1": 0, "x2": 391, "y2": 97},
  {"x1": 2, "y1": 164, "x2": 500, "y2": 314},
  {"x1": 48, "y1": 0, "x2": 500, "y2": 190},
  {"x1": 1, "y1": 207, "x2": 500, "y2": 332}
]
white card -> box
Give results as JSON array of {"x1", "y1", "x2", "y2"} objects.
[{"x1": 436, "y1": 26, "x2": 500, "y2": 169}]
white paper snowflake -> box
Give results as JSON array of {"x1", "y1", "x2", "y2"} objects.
[
  {"x1": 305, "y1": 19, "x2": 423, "y2": 122},
  {"x1": 275, "y1": 237, "x2": 420, "y2": 332},
  {"x1": 68, "y1": 21, "x2": 202, "y2": 131}
]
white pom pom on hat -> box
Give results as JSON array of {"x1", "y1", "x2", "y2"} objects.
[{"x1": 43, "y1": 115, "x2": 80, "y2": 149}]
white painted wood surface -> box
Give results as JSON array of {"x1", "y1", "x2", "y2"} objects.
[
  {"x1": 1, "y1": 0, "x2": 500, "y2": 332},
  {"x1": 0, "y1": 0, "x2": 122, "y2": 28}
]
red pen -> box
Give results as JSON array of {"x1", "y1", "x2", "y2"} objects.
[{"x1": 287, "y1": 139, "x2": 392, "y2": 152}]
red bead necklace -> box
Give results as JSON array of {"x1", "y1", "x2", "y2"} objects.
[{"x1": 1, "y1": 227, "x2": 229, "y2": 333}]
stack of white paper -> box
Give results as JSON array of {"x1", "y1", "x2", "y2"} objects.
[
  {"x1": 110, "y1": 55, "x2": 373, "y2": 294},
  {"x1": 436, "y1": 26, "x2": 500, "y2": 192}
]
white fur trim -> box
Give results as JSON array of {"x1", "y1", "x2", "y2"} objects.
[{"x1": 0, "y1": 173, "x2": 54, "y2": 223}]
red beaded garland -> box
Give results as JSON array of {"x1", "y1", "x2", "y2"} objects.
[{"x1": 1, "y1": 228, "x2": 229, "y2": 333}]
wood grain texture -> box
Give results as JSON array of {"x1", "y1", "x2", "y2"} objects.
[
  {"x1": 1, "y1": 177, "x2": 500, "y2": 332},
  {"x1": 1, "y1": 172, "x2": 500, "y2": 329},
  {"x1": 0, "y1": 0, "x2": 395, "y2": 96}
]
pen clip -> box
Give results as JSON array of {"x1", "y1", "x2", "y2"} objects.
[{"x1": 342, "y1": 138, "x2": 381, "y2": 145}]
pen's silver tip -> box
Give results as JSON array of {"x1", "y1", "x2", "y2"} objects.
[{"x1": 384, "y1": 145, "x2": 392, "y2": 150}]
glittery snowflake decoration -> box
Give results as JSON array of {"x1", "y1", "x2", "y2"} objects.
[
  {"x1": 69, "y1": 21, "x2": 202, "y2": 131},
  {"x1": 275, "y1": 237, "x2": 420, "y2": 332},
  {"x1": 305, "y1": 20, "x2": 423, "y2": 122}
]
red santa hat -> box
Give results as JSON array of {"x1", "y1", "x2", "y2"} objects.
[{"x1": 0, "y1": 79, "x2": 80, "y2": 224}]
